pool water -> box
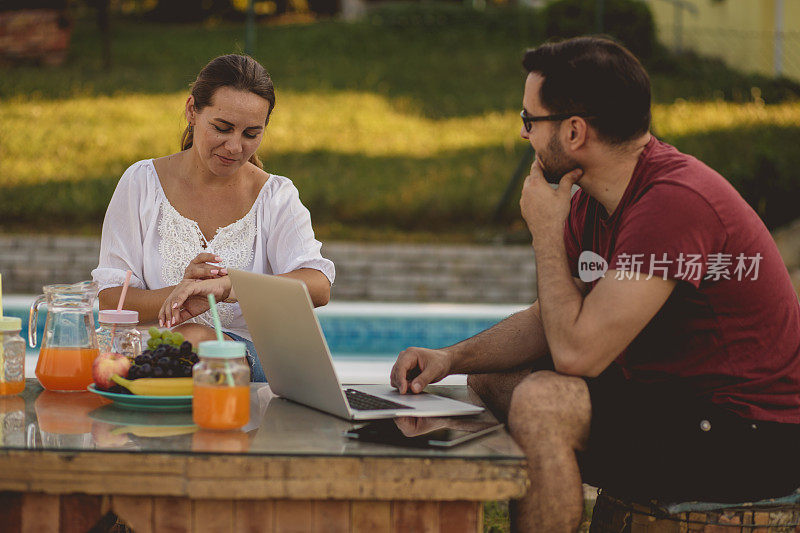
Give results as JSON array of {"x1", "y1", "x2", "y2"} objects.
[{"x1": 5, "y1": 297, "x2": 524, "y2": 384}]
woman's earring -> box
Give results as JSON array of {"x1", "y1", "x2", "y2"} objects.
[{"x1": 188, "y1": 124, "x2": 194, "y2": 133}]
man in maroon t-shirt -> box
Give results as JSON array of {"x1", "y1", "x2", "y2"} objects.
[{"x1": 389, "y1": 37, "x2": 800, "y2": 532}]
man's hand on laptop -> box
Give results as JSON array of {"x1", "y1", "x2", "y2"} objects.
[
  {"x1": 390, "y1": 347, "x2": 453, "y2": 394},
  {"x1": 393, "y1": 416, "x2": 449, "y2": 437}
]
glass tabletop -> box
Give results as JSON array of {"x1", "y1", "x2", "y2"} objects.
[{"x1": 0, "y1": 379, "x2": 523, "y2": 461}]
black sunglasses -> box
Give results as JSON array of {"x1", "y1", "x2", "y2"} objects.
[{"x1": 520, "y1": 110, "x2": 595, "y2": 133}]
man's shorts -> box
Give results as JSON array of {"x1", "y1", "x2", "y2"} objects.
[{"x1": 573, "y1": 363, "x2": 800, "y2": 503}]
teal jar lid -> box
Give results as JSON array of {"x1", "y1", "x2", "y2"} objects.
[{"x1": 198, "y1": 340, "x2": 246, "y2": 359}]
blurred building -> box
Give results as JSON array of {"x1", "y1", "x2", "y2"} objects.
[{"x1": 645, "y1": 0, "x2": 800, "y2": 81}]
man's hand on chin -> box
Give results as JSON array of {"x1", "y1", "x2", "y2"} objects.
[{"x1": 520, "y1": 160, "x2": 583, "y2": 246}]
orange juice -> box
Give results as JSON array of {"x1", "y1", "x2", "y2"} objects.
[
  {"x1": 193, "y1": 384, "x2": 249, "y2": 430},
  {"x1": 0, "y1": 381, "x2": 24, "y2": 395},
  {"x1": 35, "y1": 347, "x2": 100, "y2": 391}
]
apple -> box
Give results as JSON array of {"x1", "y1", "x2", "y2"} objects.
[{"x1": 92, "y1": 352, "x2": 132, "y2": 391}]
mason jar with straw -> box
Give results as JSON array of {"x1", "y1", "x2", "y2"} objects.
[
  {"x1": 0, "y1": 273, "x2": 26, "y2": 396},
  {"x1": 96, "y1": 270, "x2": 141, "y2": 360},
  {"x1": 191, "y1": 294, "x2": 250, "y2": 430}
]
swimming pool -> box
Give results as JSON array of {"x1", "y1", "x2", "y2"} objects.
[{"x1": 4, "y1": 296, "x2": 525, "y2": 384}]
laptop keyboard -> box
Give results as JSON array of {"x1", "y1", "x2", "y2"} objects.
[{"x1": 345, "y1": 389, "x2": 414, "y2": 411}]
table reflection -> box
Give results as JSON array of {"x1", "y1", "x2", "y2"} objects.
[
  {"x1": 192, "y1": 429, "x2": 253, "y2": 452},
  {"x1": 0, "y1": 396, "x2": 25, "y2": 447},
  {"x1": 10, "y1": 380, "x2": 521, "y2": 460},
  {"x1": 32, "y1": 391, "x2": 109, "y2": 448}
]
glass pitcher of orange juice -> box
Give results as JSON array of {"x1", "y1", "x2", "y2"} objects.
[{"x1": 29, "y1": 281, "x2": 100, "y2": 392}]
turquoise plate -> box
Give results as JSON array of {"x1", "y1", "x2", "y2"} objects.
[{"x1": 87, "y1": 384, "x2": 193, "y2": 412}]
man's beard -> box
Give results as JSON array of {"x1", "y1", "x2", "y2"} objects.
[{"x1": 538, "y1": 132, "x2": 579, "y2": 184}]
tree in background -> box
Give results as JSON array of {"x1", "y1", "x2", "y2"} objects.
[
  {"x1": 543, "y1": 0, "x2": 658, "y2": 63},
  {"x1": 86, "y1": 0, "x2": 111, "y2": 69},
  {"x1": 143, "y1": 0, "x2": 235, "y2": 22}
]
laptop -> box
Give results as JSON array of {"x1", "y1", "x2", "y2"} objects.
[{"x1": 230, "y1": 270, "x2": 484, "y2": 420}]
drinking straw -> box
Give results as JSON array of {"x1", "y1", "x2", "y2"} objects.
[
  {"x1": 207, "y1": 294, "x2": 224, "y2": 342},
  {"x1": 0, "y1": 272, "x2": 4, "y2": 381},
  {"x1": 109, "y1": 270, "x2": 132, "y2": 342},
  {"x1": 117, "y1": 270, "x2": 132, "y2": 311},
  {"x1": 207, "y1": 294, "x2": 234, "y2": 386}
]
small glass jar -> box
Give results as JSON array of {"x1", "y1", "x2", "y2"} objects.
[
  {"x1": 96, "y1": 310, "x2": 141, "y2": 361},
  {"x1": 192, "y1": 340, "x2": 250, "y2": 431},
  {"x1": 0, "y1": 317, "x2": 26, "y2": 396}
]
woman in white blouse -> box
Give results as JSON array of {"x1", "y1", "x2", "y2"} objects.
[{"x1": 92, "y1": 54, "x2": 335, "y2": 382}]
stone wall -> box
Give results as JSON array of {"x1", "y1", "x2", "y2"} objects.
[
  {"x1": 0, "y1": 235, "x2": 100, "y2": 295},
  {"x1": 4, "y1": 223, "x2": 799, "y2": 302},
  {"x1": 326, "y1": 242, "x2": 537, "y2": 303},
  {"x1": 0, "y1": 235, "x2": 538, "y2": 304}
]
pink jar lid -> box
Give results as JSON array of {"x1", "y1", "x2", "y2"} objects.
[{"x1": 99, "y1": 310, "x2": 139, "y2": 324}]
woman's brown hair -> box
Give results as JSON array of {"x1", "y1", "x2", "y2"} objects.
[{"x1": 181, "y1": 54, "x2": 276, "y2": 169}]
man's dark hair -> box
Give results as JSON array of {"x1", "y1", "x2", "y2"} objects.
[{"x1": 523, "y1": 36, "x2": 651, "y2": 144}]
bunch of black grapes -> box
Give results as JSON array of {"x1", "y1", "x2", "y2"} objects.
[{"x1": 127, "y1": 328, "x2": 199, "y2": 379}]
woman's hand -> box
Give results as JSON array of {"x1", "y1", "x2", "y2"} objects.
[
  {"x1": 183, "y1": 253, "x2": 227, "y2": 280},
  {"x1": 158, "y1": 277, "x2": 232, "y2": 327}
]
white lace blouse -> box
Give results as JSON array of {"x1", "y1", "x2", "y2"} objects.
[{"x1": 91, "y1": 159, "x2": 335, "y2": 341}]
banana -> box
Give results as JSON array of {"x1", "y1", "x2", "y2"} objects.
[
  {"x1": 111, "y1": 375, "x2": 193, "y2": 396},
  {"x1": 111, "y1": 425, "x2": 197, "y2": 438}
]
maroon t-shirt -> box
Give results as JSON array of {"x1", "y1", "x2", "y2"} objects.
[{"x1": 564, "y1": 137, "x2": 800, "y2": 423}]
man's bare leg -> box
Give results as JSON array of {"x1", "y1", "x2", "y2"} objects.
[
  {"x1": 467, "y1": 370, "x2": 531, "y2": 423},
  {"x1": 507, "y1": 371, "x2": 591, "y2": 533}
]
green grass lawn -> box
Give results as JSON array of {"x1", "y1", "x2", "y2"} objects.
[{"x1": 1, "y1": 13, "x2": 799, "y2": 240}]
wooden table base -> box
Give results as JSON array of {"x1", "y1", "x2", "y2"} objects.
[
  {"x1": 0, "y1": 492, "x2": 483, "y2": 533},
  {"x1": 0, "y1": 385, "x2": 525, "y2": 533}
]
